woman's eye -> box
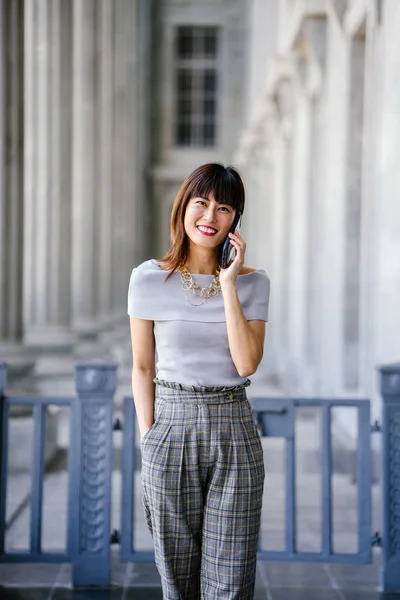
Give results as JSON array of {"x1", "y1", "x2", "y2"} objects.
[
  {"x1": 219, "y1": 207, "x2": 230, "y2": 212},
  {"x1": 196, "y1": 200, "x2": 206, "y2": 206}
]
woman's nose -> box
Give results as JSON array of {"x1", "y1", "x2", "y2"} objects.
[{"x1": 204, "y1": 206, "x2": 217, "y2": 222}]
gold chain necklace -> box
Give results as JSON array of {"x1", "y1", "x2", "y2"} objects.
[{"x1": 179, "y1": 264, "x2": 221, "y2": 307}]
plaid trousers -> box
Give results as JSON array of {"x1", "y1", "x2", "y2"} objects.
[{"x1": 140, "y1": 378, "x2": 265, "y2": 600}]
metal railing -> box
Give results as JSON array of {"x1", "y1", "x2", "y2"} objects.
[
  {"x1": 0, "y1": 361, "x2": 117, "y2": 586},
  {"x1": 0, "y1": 360, "x2": 400, "y2": 591},
  {"x1": 120, "y1": 395, "x2": 372, "y2": 564},
  {"x1": 251, "y1": 397, "x2": 372, "y2": 563},
  {"x1": 0, "y1": 394, "x2": 73, "y2": 563}
]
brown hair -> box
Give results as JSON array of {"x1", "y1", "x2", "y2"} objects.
[{"x1": 158, "y1": 163, "x2": 245, "y2": 279}]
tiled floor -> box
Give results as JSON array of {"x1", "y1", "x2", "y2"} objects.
[
  {"x1": 1, "y1": 555, "x2": 400, "y2": 599},
  {"x1": 1, "y1": 585, "x2": 400, "y2": 600}
]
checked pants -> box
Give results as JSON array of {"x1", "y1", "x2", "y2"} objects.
[{"x1": 140, "y1": 379, "x2": 265, "y2": 600}]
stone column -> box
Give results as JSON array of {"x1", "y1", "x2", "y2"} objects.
[
  {"x1": 0, "y1": 0, "x2": 34, "y2": 378},
  {"x1": 113, "y1": 0, "x2": 146, "y2": 322},
  {"x1": 374, "y1": 0, "x2": 400, "y2": 397},
  {"x1": 118, "y1": 0, "x2": 138, "y2": 318},
  {"x1": 71, "y1": 0, "x2": 99, "y2": 338},
  {"x1": 270, "y1": 114, "x2": 287, "y2": 376},
  {"x1": 256, "y1": 114, "x2": 279, "y2": 383},
  {"x1": 97, "y1": 0, "x2": 114, "y2": 328},
  {"x1": 110, "y1": 0, "x2": 130, "y2": 322},
  {"x1": 295, "y1": 29, "x2": 327, "y2": 395},
  {"x1": 343, "y1": 30, "x2": 366, "y2": 391},
  {"x1": 123, "y1": 0, "x2": 140, "y2": 290},
  {"x1": 23, "y1": 0, "x2": 74, "y2": 374},
  {"x1": 0, "y1": 0, "x2": 35, "y2": 379},
  {"x1": 274, "y1": 80, "x2": 295, "y2": 385},
  {"x1": 286, "y1": 77, "x2": 310, "y2": 392}
]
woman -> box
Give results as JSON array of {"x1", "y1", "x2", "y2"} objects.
[{"x1": 127, "y1": 163, "x2": 270, "y2": 599}]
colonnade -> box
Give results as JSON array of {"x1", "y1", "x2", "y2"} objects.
[
  {"x1": 236, "y1": 0, "x2": 400, "y2": 425},
  {"x1": 0, "y1": 0, "x2": 150, "y2": 381}
]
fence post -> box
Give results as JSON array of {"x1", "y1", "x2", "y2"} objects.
[
  {"x1": 70, "y1": 361, "x2": 117, "y2": 587},
  {"x1": 379, "y1": 362, "x2": 400, "y2": 592},
  {"x1": 0, "y1": 363, "x2": 8, "y2": 555}
]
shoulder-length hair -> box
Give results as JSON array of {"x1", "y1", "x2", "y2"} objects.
[{"x1": 158, "y1": 163, "x2": 246, "y2": 279}]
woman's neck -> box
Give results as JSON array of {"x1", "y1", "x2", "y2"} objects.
[{"x1": 185, "y1": 251, "x2": 219, "y2": 275}]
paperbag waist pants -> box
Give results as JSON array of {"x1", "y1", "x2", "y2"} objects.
[{"x1": 140, "y1": 378, "x2": 265, "y2": 600}]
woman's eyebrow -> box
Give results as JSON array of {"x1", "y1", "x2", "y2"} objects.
[{"x1": 197, "y1": 195, "x2": 231, "y2": 207}]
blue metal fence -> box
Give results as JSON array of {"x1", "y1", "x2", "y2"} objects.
[
  {"x1": 0, "y1": 361, "x2": 117, "y2": 586},
  {"x1": 0, "y1": 394, "x2": 73, "y2": 563},
  {"x1": 0, "y1": 360, "x2": 400, "y2": 591},
  {"x1": 120, "y1": 396, "x2": 372, "y2": 564},
  {"x1": 252, "y1": 397, "x2": 372, "y2": 563},
  {"x1": 379, "y1": 363, "x2": 400, "y2": 591}
]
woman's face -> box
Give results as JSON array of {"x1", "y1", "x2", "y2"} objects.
[{"x1": 183, "y1": 194, "x2": 236, "y2": 250}]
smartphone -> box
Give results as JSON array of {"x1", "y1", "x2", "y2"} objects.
[{"x1": 221, "y1": 211, "x2": 242, "y2": 269}]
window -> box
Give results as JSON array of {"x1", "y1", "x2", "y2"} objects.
[{"x1": 174, "y1": 26, "x2": 219, "y2": 147}]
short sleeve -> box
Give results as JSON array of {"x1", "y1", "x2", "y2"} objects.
[
  {"x1": 127, "y1": 268, "x2": 137, "y2": 317},
  {"x1": 127, "y1": 263, "x2": 157, "y2": 319},
  {"x1": 244, "y1": 271, "x2": 270, "y2": 322}
]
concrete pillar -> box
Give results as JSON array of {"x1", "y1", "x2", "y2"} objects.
[
  {"x1": 256, "y1": 127, "x2": 278, "y2": 383},
  {"x1": 270, "y1": 122, "x2": 286, "y2": 378},
  {"x1": 358, "y1": 13, "x2": 384, "y2": 414},
  {"x1": 23, "y1": 0, "x2": 74, "y2": 373},
  {"x1": 304, "y1": 91, "x2": 326, "y2": 395},
  {"x1": 0, "y1": 0, "x2": 35, "y2": 379},
  {"x1": 375, "y1": 1, "x2": 400, "y2": 378},
  {"x1": 97, "y1": 0, "x2": 114, "y2": 327},
  {"x1": 110, "y1": 0, "x2": 126, "y2": 319},
  {"x1": 275, "y1": 80, "x2": 295, "y2": 385},
  {"x1": 71, "y1": 0, "x2": 99, "y2": 337},
  {"x1": 317, "y1": 14, "x2": 348, "y2": 398},
  {"x1": 110, "y1": 0, "x2": 140, "y2": 322},
  {"x1": 121, "y1": 0, "x2": 139, "y2": 313},
  {"x1": 286, "y1": 81, "x2": 310, "y2": 392},
  {"x1": 135, "y1": 0, "x2": 153, "y2": 264},
  {"x1": 343, "y1": 29, "x2": 366, "y2": 391}
]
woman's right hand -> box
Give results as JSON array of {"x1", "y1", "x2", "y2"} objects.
[{"x1": 140, "y1": 424, "x2": 153, "y2": 442}]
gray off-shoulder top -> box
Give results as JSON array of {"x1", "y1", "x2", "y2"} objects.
[{"x1": 127, "y1": 259, "x2": 270, "y2": 387}]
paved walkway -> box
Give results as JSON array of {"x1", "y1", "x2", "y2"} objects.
[
  {"x1": 0, "y1": 552, "x2": 397, "y2": 599},
  {"x1": 0, "y1": 458, "x2": 386, "y2": 596}
]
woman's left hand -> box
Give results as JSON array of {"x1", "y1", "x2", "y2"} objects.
[{"x1": 219, "y1": 229, "x2": 246, "y2": 287}]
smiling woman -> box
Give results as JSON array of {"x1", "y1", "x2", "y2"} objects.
[
  {"x1": 127, "y1": 162, "x2": 270, "y2": 600},
  {"x1": 158, "y1": 163, "x2": 246, "y2": 276}
]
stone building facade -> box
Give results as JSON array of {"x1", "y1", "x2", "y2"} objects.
[
  {"x1": 236, "y1": 0, "x2": 400, "y2": 446},
  {"x1": 149, "y1": 0, "x2": 248, "y2": 256},
  {"x1": 1, "y1": 0, "x2": 399, "y2": 441},
  {"x1": 0, "y1": 0, "x2": 250, "y2": 388}
]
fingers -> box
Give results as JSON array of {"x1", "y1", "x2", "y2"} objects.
[
  {"x1": 228, "y1": 230, "x2": 246, "y2": 251},
  {"x1": 228, "y1": 231, "x2": 246, "y2": 267}
]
